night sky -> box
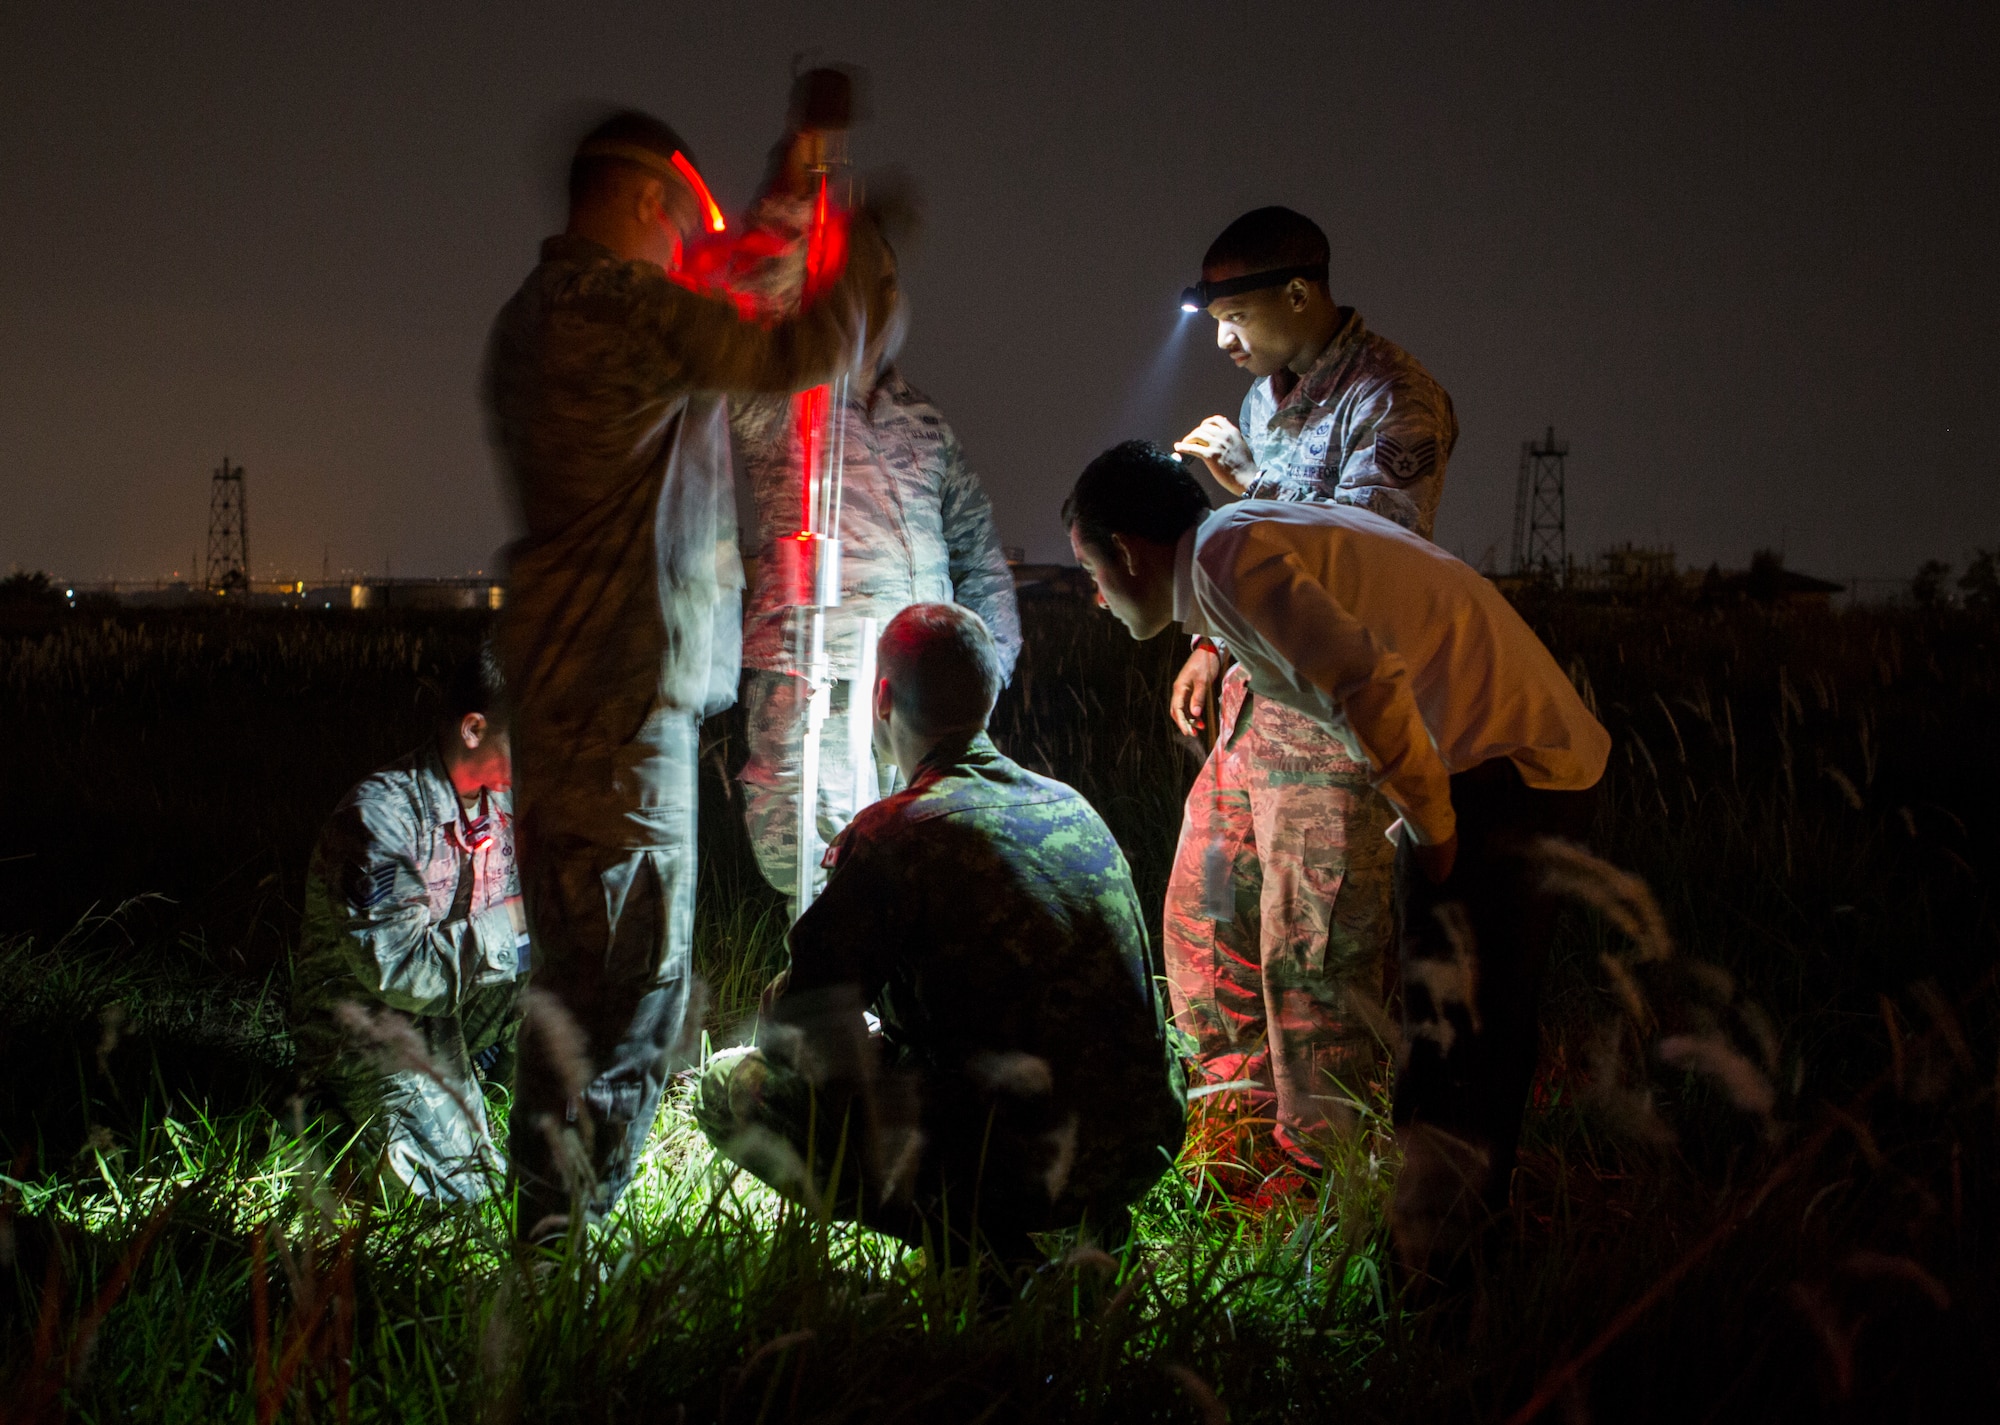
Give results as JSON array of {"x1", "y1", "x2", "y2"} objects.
[{"x1": 3, "y1": 2, "x2": 1995, "y2": 586}]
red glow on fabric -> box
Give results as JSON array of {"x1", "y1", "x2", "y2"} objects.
[
  {"x1": 793, "y1": 384, "x2": 830, "y2": 532},
  {"x1": 670, "y1": 151, "x2": 728, "y2": 234},
  {"x1": 801, "y1": 174, "x2": 849, "y2": 305}
]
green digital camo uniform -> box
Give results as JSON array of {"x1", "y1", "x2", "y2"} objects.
[
  {"x1": 485, "y1": 217, "x2": 885, "y2": 1228},
  {"x1": 292, "y1": 747, "x2": 524, "y2": 1200},
  {"x1": 733, "y1": 368, "x2": 1023, "y2": 895},
  {"x1": 1165, "y1": 306, "x2": 1456, "y2": 1162},
  {"x1": 697, "y1": 733, "x2": 1186, "y2": 1258}
]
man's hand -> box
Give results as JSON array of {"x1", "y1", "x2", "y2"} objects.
[
  {"x1": 1170, "y1": 644, "x2": 1223, "y2": 736},
  {"x1": 1174, "y1": 416, "x2": 1255, "y2": 495},
  {"x1": 1412, "y1": 834, "x2": 1458, "y2": 886}
]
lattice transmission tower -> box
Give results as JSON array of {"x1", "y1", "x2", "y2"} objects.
[
  {"x1": 206, "y1": 458, "x2": 250, "y2": 594},
  {"x1": 1512, "y1": 426, "x2": 1568, "y2": 581}
]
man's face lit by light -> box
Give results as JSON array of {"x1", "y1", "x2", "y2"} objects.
[
  {"x1": 1067, "y1": 525, "x2": 1173, "y2": 640},
  {"x1": 1205, "y1": 283, "x2": 1301, "y2": 379}
]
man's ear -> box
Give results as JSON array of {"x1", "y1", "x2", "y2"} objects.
[
  {"x1": 873, "y1": 675, "x2": 895, "y2": 724},
  {"x1": 459, "y1": 712, "x2": 487, "y2": 751},
  {"x1": 633, "y1": 175, "x2": 679, "y2": 238},
  {"x1": 1286, "y1": 277, "x2": 1312, "y2": 312},
  {"x1": 1111, "y1": 532, "x2": 1139, "y2": 577}
]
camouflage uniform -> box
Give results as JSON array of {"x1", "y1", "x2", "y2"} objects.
[
  {"x1": 696, "y1": 732, "x2": 1186, "y2": 1258},
  {"x1": 292, "y1": 747, "x2": 525, "y2": 1200},
  {"x1": 1236, "y1": 306, "x2": 1456, "y2": 531},
  {"x1": 1165, "y1": 307, "x2": 1455, "y2": 1162},
  {"x1": 733, "y1": 370, "x2": 1023, "y2": 894},
  {"x1": 485, "y1": 217, "x2": 884, "y2": 1229}
]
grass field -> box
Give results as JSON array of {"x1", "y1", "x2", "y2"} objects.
[{"x1": 1, "y1": 596, "x2": 1996, "y2": 1422}]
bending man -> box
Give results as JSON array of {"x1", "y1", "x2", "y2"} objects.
[
  {"x1": 1064, "y1": 442, "x2": 1608, "y2": 1269},
  {"x1": 486, "y1": 104, "x2": 889, "y2": 1234},
  {"x1": 697, "y1": 604, "x2": 1185, "y2": 1268}
]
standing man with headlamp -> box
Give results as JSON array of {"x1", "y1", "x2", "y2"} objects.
[
  {"x1": 485, "y1": 98, "x2": 890, "y2": 1237},
  {"x1": 1162, "y1": 207, "x2": 1458, "y2": 1169}
]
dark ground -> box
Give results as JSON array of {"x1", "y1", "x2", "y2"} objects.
[{"x1": 2, "y1": 594, "x2": 1998, "y2": 1420}]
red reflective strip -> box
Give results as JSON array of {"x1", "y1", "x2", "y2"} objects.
[
  {"x1": 669, "y1": 150, "x2": 727, "y2": 233},
  {"x1": 793, "y1": 385, "x2": 829, "y2": 534}
]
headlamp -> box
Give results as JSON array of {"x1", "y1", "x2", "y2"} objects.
[{"x1": 1177, "y1": 263, "x2": 1329, "y2": 314}]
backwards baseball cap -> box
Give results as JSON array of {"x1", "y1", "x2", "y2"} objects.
[{"x1": 1179, "y1": 263, "x2": 1329, "y2": 313}]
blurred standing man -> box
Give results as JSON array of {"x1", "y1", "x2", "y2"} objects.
[
  {"x1": 732, "y1": 241, "x2": 1022, "y2": 896},
  {"x1": 485, "y1": 97, "x2": 890, "y2": 1235},
  {"x1": 1163, "y1": 207, "x2": 1458, "y2": 1166},
  {"x1": 292, "y1": 649, "x2": 526, "y2": 1201}
]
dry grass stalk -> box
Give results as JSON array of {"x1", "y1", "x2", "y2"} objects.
[
  {"x1": 330, "y1": 999, "x2": 479, "y2": 1127},
  {"x1": 1160, "y1": 1362, "x2": 1228, "y2": 1425},
  {"x1": 1532, "y1": 839, "x2": 1674, "y2": 962},
  {"x1": 1840, "y1": 1249, "x2": 1951, "y2": 1309},
  {"x1": 1656, "y1": 1033, "x2": 1777, "y2": 1121}
]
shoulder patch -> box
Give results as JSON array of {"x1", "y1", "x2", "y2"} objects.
[
  {"x1": 1373, "y1": 433, "x2": 1439, "y2": 484},
  {"x1": 352, "y1": 861, "x2": 399, "y2": 911}
]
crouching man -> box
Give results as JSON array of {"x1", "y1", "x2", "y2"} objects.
[
  {"x1": 291, "y1": 648, "x2": 528, "y2": 1200},
  {"x1": 1062, "y1": 442, "x2": 1611, "y2": 1272},
  {"x1": 696, "y1": 603, "x2": 1186, "y2": 1268}
]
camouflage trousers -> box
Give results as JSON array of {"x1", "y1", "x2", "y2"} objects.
[
  {"x1": 294, "y1": 979, "x2": 521, "y2": 1202},
  {"x1": 739, "y1": 670, "x2": 895, "y2": 897},
  {"x1": 510, "y1": 705, "x2": 701, "y2": 1235},
  {"x1": 1164, "y1": 664, "x2": 1397, "y2": 1163}
]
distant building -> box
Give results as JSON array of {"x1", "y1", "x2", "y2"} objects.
[
  {"x1": 1491, "y1": 544, "x2": 1848, "y2": 608},
  {"x1": 1696, "y1": 551, "x2": 1845, "y2": 608},
  {"x1": 57, "y1": 576, "x2": 506, "y2": 611},
  {"x1": 342, "y1": 578, "x2": 505, "y2": 611}
]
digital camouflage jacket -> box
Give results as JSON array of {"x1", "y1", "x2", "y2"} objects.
[
  {"x1": 769, "y1": 734, "x2": 1186, "y2": 1215},
  {"x1": 734, "y1": 370, "x2": 1023, "y2": 681},
  {"x1": 1239, "y1": 307, "x2": 1455, "y2": 538},
  {"x1": 295, "y1": 746, "x2": 521, "y2": 1019}
]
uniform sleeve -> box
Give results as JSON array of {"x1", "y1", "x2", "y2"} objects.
[
  {"x1": 573, "y1": 215, "x2": 891, "y2": 400},
  {"x1": 312, "y1": 797, "x2": 481, "y2": 1016},
  {"x1": 780, "y1": 827, "x2": 897, "y2": 1006},
  {"x1": 1332, "y1": 375, "x2": 1456, "y2": 539},
  {"x1": 728, "y1": 392, "x2": 792, "y2": 454},
  {"x1": 935, "y1": 430, "x2": 1024, "y2": 680},
  {"x1": 1221, "y1": 529, "x2": 1457, "y2": 845},
  {"x1": 728, "y1": 190, "x2": 818, "y2": 319},
  {"x1": 768, "y1": 824, "x2": 898, "y2": 1095}
]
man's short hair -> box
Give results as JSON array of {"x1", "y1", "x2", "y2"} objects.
[
  {"x1": 1062, "y1": 440, "x2": 1212, "y2": 558},
  {"x1": 1202, "y1": 206, "x2": 1331, "y2": 278},
  {"x1": 443, "y1": 642, "x2": 507, "y2": 725},
  {"x1": 568, "y1": 109, "x2": 695, "y2": 210},
  {"x1": 878, "y1": 604, "x2": 1004, "y2": 737}
]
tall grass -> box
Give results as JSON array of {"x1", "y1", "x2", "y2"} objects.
[{"x1": 2, "y1": 598, "x2": 1997, "y2": 1420}]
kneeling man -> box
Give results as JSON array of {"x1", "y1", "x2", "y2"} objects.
[
  {"x1": 1063, "y1": 441, "x2": 1611, "y2": 1268},
  {"x1": 292, "y1": 648, "x2": 528, "y2": 1200},
  {"x1": 698, "y1": 603, "x2": 1186, "y2": 1266}
]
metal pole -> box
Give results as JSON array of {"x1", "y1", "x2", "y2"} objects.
[
  {"x1": 790, "y1": 154, "x2": 875, "y2": 923},
  {"x1": 850, "y1": 615, "x2": 879, "y2": 813}
]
